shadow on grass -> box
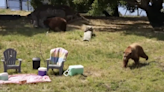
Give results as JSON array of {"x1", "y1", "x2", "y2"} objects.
[
  {"x1": 0, "y1": 16, "x2": 47, "y2": 36},
  {"x1": 48, "y1": 69, "x2": 88, "y2": 78},
  {"x1": 48, "y1": 69, "x2": 67, "y2": 76},
  {"x1": 1, "y1": 15, "x2": 164, "y2": 41},
  {"x1": 0, "y1": 15, "x2": 67, "y2": 37},
  {"x1": 129, "y1": 62, "x2": 150, "y2": 69},
  {"x1": 86, "y1": 16, "x2": 164, "y2": 41}
]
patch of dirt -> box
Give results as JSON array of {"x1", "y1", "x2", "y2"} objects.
[
  {"x1": 68, "y1": 16, "x2": 153, "y2": 32},
  {"x1": 0, "y1": 14, "x2": 153, "y2": 33}
]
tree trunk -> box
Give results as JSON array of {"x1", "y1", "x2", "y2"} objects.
[
  {"x1": 111, "y1": 4, "x2": 119, "y2": 17},
  {"x1": 144, "y1": 0, "x2": 164, "y2": 28},
  {"x1": 126, "y1": 0, "x2": 164, "y2": 28},
  {"x1": 102, "y1": 10, "x2": 111, "y2": 17},
  {"x1": 6, "y1": 0, "x2": 9, "y2": 9},
  {"x1": 146, "y1": 6, "x2": 164, "y2": 28}
]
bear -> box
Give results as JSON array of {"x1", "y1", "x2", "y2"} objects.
[
  {"x1": 44, "y1": 17, "x2": 67, "y2": 32},
  {"x1": 123, "y1": 43, "x2": 148, "y2": 68}
]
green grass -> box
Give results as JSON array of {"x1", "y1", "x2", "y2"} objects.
[{"x1": 1, "y1": 11, "x2": 164, "y2": 92}]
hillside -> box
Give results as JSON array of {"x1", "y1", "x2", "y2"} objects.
[{"x1": 0, "y1": 9, "x2": 164, "y2": 92}]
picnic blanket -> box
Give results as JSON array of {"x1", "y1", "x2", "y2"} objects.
[
  {"x1": 0, "y1": 74, "x2": 51, "y2": 84},
  {"x1": 50, "y1": 47, "x2": 68, "y2": 64}
]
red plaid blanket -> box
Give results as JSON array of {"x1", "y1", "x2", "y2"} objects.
[{"x1": 0, "y1": 74, "x2": 51, "y2": 84}]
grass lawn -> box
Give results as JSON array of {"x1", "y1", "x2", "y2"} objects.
[{"x1": 0, "y1": 9, "x2": 164, "y2": 92}]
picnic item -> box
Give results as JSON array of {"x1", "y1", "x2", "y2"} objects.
[
  {"x1": 32, "y1": 57, "x2": 40, "y2": 69},
  {"x1": 0, "y1": 72, "x2": 8, "y2": 81},
  {"x1": 46, "y1": 47, "x2": 68, "y2": 75},
  {"x1": 83, "y1": 26, "x2": 93, "y2": 41},
  {"x1": 0, "y1": 74, "x2": 51, "y2": 84},
  {"x1": 83, "y1": 31, "x2": 92, "y2": 41},
  {"x1": 63, "y1": 65, "x2": 84, "y2": 76},
  {"x1": 38, "y1": 67, "x2": 47, "y2": 76},
  {"x1": 1, "y1": 48, "x2": 22, "y2": 72}
]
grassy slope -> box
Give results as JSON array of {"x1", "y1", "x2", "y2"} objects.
[{"x1": 0, "y1": 9, "x2": 164, "y2": 92}]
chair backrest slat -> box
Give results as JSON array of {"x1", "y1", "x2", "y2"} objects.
[
  {"x1": 3, "y1": 48, "x2": 17, "y2": 65},
  {"x1": 50, "y1": 48, "x2": 68, "y2": 64}
]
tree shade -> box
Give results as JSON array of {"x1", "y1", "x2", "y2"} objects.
[{"x1": 30, "y1": 0, "x2": 164, "y2": 28}]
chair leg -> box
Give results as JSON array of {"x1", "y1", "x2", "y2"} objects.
[
  {"x1": 4, "y1": 69, "x2": 7, "y2": 72},
  {"x1": 18, "y1": 68, "x2": 21, "y2": 73},
  {"x1": 59, "y1": 68, "x2": 63, "y2": 75},
  {"x1": 3, "y1": 63, "x2": 7, "y2": 72},
  {"x1": 47, "y1": 67, "x2": 49, "y2": 71}
]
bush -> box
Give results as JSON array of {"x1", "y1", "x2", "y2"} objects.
[{"x1": 30, "y1": 0, "x2": 44, "y2": 9}]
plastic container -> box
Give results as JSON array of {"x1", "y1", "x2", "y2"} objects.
[
  {"x1": 32, "y1": 57, "x2": 40, "y2": 69},
  {"x1": 83, "y1": 31, "x2": 92, "y2": 41},
  {"x1": 38, "y1": 67, "x2": 47, "y2": 76},
  {"x1": 0, "y1": 72, "x2": 8, "y2": 81},
  {"x1": 63, "y1": 65, "x2": 84, "y2": 76}
]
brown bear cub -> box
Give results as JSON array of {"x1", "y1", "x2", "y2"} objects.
[
  {"x1": 123, "y1": 43, "x2": 148, "y2": 68},
  {"x1": 44, "y1": 17, "x2": 67, "y2": 32}
]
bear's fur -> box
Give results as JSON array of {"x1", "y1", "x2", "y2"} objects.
[
  {"x1": 123, "y1": 43, "x2": 148, "y2": 68},
  {"x1": 44, "y1": 17, "x2": 67, "y2": 32}
]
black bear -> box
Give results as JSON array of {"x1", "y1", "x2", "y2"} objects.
[{"x1": 44, "y1": 17, "x2": 67, "y2": 32}]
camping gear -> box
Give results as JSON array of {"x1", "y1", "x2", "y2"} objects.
[
  {"x1": 0, "y1": 72, "x2": 8, "y2": 81},
  {"x1": 83, "y1": 26, "x2": 93, "y2": 41},
  {"x1": 0, "y1": 74, "x2": 51, "y2": 84},
  {"x1": 83, "y1": 31, "x2": 92, "y2": 41},
  {"x1": 32, "y1": 57, "x2": 40, "y2": 69},
  {"x1": 46, "y1": 47, "x2": 68, "y2": 75},
  {"x1": 1, "y1": 48, "x2": 22, "y2": 72},
  {"x1": 63, "y1": 65, "x2": 84, "y2": 76},
  {"x1": 38, "y1": 67, "x2": 47, "y2": 76}
]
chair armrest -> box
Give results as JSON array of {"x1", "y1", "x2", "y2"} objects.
[
  {"x1": 18, "y1": 59, "x2": 22, "y2": 62},
  {"x1": 46, "y1": 58, "x2": 50, "y2": 69},
  {"x1": 57, "y1": 61, "x2": 64, "y2": 67},
  {"x1": 1, "y1": 59, "x2": 5, "y2": 62},
  {"x1": 46, "y1": 58, "x2": 50, "y2": 63},
  {"x1": 46, "y1": 58, "x2": 50, "y2": 61},
  {"x1": 1, "y1": 59, "x2": 6, "y2": 67},
  {"x1": 17, "y1": 59, "x2": 22, "y2": 66}
]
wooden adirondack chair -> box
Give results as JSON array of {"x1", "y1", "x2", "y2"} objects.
[
  {"x1": 1, "y1": 48, "x2": 22, "y2": 73},
  {"x1": 46, "y1": 48, "x2": 68, "y2": 75}
]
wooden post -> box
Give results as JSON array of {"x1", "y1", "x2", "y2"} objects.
[
  {"x1": 19, "y1": 0, "x2": 22, "y2": 10},
  {"x1": 6, "y1": 0, "x2": 9, "y2": 9},
  {"x1": 27, "y1": 0, "x2": 30, "y2": 11}
]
